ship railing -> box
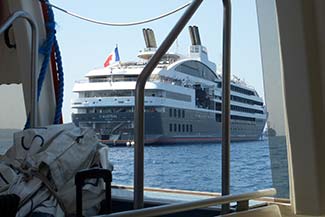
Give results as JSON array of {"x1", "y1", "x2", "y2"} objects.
[
  {"x1": 142, "y1": 47, "x2": 157, "y2": 52},
  {"x1": 189, "y1": 44, "x2": 208, "y2": 54},
  {"x1": 100, "y1": 188, "x2": 276, "y2": 217},
  {"x1": 130, "y1": 0, "x2": 232, "y2": 214},
  {"x1": 0, "y1": 11, "x2": 39, "y2": 127},
  {"x1": 75, "y1": 79, "x2": 89, "y2": 83},
  {"x1": 76, "y1": 75, "x2": 186, "y2": 87},
  {"x1": 148, "y1": 75, "x2": 185, "y2": 87}
]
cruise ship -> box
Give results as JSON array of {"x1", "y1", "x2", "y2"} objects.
[{"x1": 71, "y1": 27, "x2": 267, "y2": 145}]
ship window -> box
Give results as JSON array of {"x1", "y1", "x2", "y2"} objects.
[
  {"x1": 230, "y1": 85, "x2": 255, "y2": 96},
  {"x1": 182, "y1": 124, "x2": 185, "y2": 132},
  {"x1": 79, "y1": 92, "x2": 85, "y2": 98},
  {"x1": 231, "y1": 105, "x2": 264, "y2": 114},
  {"x1": 178, "y1": 124, "x2": 181, "y2": 132},
  {"x1": 83, "y1": 90, "x2": 134, "y2": 97},
  {"x1": 186, "y1": 124, "x2": 189, "y2": 132},
  {"x1": 231, "y1": 95, "x2": 263, "y2": 106},
  {"x1": 169, "y1": 108, "x2": 172, "y2": 117},
  {"x1": 112, "y1": 74, "x2": 138, "y2": 82},
  {"x1": 89, "y1": 76, "x2": 109, "y2": 83},
  {"x1": 174, "y1": 124, "x2": 177, "y2": 132},
  {"x1": 190, "y1": 124, "x2": 193, "y2": 132},
  {"x1": 145, "y1": 90, "x2": 163, "y2": 97},
  {"x1": 216, "y1": 102, "x2": 221, "y2": 111},
  {"x1": 174, "y1": 60, "x2": 217, "y2": 81},
  {"x1": 178, "y1": 109, "x2": 181, "y2": 118},
  {"x1": 231, "y1": 115, "x2": 255, "y2": 122},
  {"x1": 215, "y1": 114, "x2": 221, "y2": 122},
  {"x1": 174, "y1": 109, "x2": 177, "y2": 117},
  {"x1": 165, "y1": 91, "x2": 191, "y2": 102},
  {"x1": 182, "y1": 110, "x2": 185, "y2": 118},
  {"x1": 169, "y1": 124, "x2": 172, "y2": 132}
]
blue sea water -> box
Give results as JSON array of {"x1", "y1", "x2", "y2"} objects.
[
  {"x1": 0, "y1": 129, "x2": 288, "y2": 198},
  {"x1": 109, "y1": 139, "x2": 289, "y2": 198}
]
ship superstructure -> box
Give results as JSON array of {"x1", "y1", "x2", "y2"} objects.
[{"x1": 71, "y1": 27, "x2": 266, "y2": 145}]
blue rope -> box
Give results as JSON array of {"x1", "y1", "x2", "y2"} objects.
[
  {"x1": 25, "y1": 0, "x2": 64, "y2": 128},
  {"x1": 38, "y1": 21, "x2": 55, "y2": 101},
  {"x1": 45, "y1": 0, "x2": 64, "y2": 125},
  {"x1": 53, "y1": 36, "x2": 64, "y2": 124}
]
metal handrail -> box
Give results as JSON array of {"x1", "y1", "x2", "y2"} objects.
[
  {"x1": 133, "y1": 0, "x2": 203, "y2": 209},
  {"x1": 99, "y1": 188, "x2": 276, "y2": 217},
  {"x1": 0, "y1": 11, "x2": 39, "y2": 128},
  {"x1": 221, "y1": 0, "x2": 232, "y2": 214},
  {"x1": 133, "y1": 0, "x2": 232, "y2": 211}
]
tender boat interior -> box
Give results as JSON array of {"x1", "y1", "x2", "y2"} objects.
[{"x1": 1, "y1": 0, "x2": 325, "y2": 216}]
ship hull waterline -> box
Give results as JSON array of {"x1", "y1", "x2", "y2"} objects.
[{"x1": 72, "y1": 109, "x2": 266, "y2": 146}]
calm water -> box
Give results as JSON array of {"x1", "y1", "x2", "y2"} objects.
[
  {"x1": 0, "y1": 130, "x2": 288, "y2": 198},
  {"x1": 109, "y1": 139, "x2": 288, "y2": 197}
]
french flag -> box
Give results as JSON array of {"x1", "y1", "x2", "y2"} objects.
[{"x1": 104, "y1": 46, "x2": 120, "y2": 67}]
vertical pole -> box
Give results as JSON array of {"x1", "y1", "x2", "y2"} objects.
[
  {"x1": 221, "y1": 0, "x2": 232, "y2": 214},
  {"x1": 29, "y1": 13, "x2": 38, "y2": 128},
  {"x1": 134, "y1": 0, "x2": 203, "y2": 209}
]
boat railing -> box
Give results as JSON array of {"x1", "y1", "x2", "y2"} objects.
[
  {"x1": 133, "y1": 0, "x2": 204, "y2": 209},
  {"x1": 100, "y1": 188, "x2": 276, "y2": 217},
  {"x1": 132, "y1": 0, "x2": 232, "y2": 213},
  {"x1": 0, "y1": 11, "x2": 39, "y2": 127}
]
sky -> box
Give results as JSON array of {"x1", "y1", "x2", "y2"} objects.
[{"x1": 50, "y1": 0, "x2": 264, "y2": 123}]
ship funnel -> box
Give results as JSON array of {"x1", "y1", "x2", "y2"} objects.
[
  {"x1": 188, "y1": 26, "x2": 201, "y2": 45},
  {"x1": 193, "y1": 26, "x2": 201, "y2": 45},
  {"x1": 189, "y1": 26, "x2": 196, "y2": 45},
  {"x1": 147, "y1": 29, "x2": 157, "y2": 48},
  {"x1": 142, "y1": 28, "x2": 157, "y2": 48},
  {"x1": 142, "y1": 28, "x2": 150, "y2": 48}
]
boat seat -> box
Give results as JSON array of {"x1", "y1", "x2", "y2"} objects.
[{"x1": 220, "y1": 205, "x2": 282, "y2": 217}]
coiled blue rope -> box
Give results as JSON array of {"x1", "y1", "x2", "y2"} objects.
[{"x1": 25, "y1": 0, "x2": 64, "y2": 128}]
